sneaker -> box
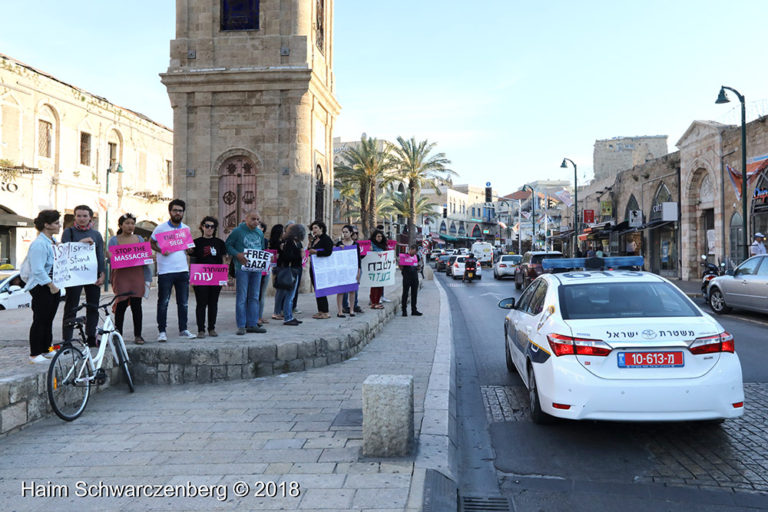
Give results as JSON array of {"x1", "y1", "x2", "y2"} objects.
[
  {"x1": 236, "y1": 327, "x2": 246, "y2": 335},
  {"x1": 246, "y1": 326, "x2": 267, "y2": 333},
  {"x1": 208, "y1": 329, "x2": 218, "y2": 337},
  {"x1": 283, "y1": 319, "x2": 300, "y2": 326},
  {"x1": 412, "y1": 310, "x2": 423, "y2": 316},
  {"x1": 197, "y1": 331, "x2": 206, "y2": 339},
  {"x1": 179, "y1": 330, "x2": 197, "y2": 339},
  {"x1": 29, "y1": 354, "x2": 49, "y2": 364},
  {"x1": 381, "y1": 297, "x2": 392, "y2": 303},
  {"x1": 42, "y1": 349, "x2": 57, "y2": 359},
  {"x1": 158, "y1": 332, "x2": 168, "y2": 342}
]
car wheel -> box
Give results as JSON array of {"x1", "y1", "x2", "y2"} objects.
[
  {"x1": 514, "y1": 273, "x2": 522, "y2": 290},
  {"x1": 528, "y1": 365, "x2": 551, "y2": 424},
  {"x1": 494, "y1": 272, "x2": 499, "y2": 280},
  {"x1": 709, "y1": 288, "x2": 731, "y2": 314},
  {"x1": 505, "y1": 335, "x2": 516, "y2": 373}
]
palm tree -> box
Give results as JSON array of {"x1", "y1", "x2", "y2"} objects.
[
  {"x1": 334, "y1": 179, "x2": 359, "y2": 225},
  {"x1": 391, "y1": 136, "x2": 455, "y2": 243},
  {"x1": 335, "y1": 135, "x2": 396, "y2": 238},
  {"x1": 384, "y1": 189, "x2": 439, "y2": 224}
]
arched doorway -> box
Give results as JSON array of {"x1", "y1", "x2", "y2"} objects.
[
  {"x1": 649, "y1": 183, "x2": 677, "y2": 277},
  {"x1": 752, "y1": 169, "x2": 768, "y2": 242},
  {"x1": 439, "y1": 221, "x2": 446, "y2": 234},
  {"x1": 314, "y1": 165, "x2": 324, "y2": 222},
  {"x1": 730, "y1": 212, "x2": 744, "y2": 266},
  {"x1": 218, "y1": 156, "x2": 259, "y2": 237},
  {"x1": 471, "y1": 224, "x2": 482, "y2": 238}
]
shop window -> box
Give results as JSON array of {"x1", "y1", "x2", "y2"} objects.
[
  {"x1": 221, "y1": 0, "x2": 259, "y2": 31},
  {"x1": 38, "y1": 120, "x2": 52, "y2": 158},
  {"x1": 79, "y1": 132, "x2": 91, "y2": 166}
]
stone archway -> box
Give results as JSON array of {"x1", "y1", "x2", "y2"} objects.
[
  {"x1": 218, "y1": 155, "x2": 259, "y2": 237},
  {"x1": 683, "y1": 166, "x2": 718, "y2": 278}
]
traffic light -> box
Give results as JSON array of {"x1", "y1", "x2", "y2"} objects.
[
  {"x1": 485, "y1": 186, "x2": 492, "y2": 203},
  {"x1": 442, "y1": 207, "x2": 447, "y2": 218}
]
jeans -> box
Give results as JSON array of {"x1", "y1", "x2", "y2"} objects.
[
  {"x1": 193, "y1": 285, "x2": 221, "y2": 332},
  {"x1": 30, "y1": 285, "x2": 60, "y2": 356},
  {"x1": 157, "y1": 271, "x2": 189, "y2": 333},
  {"x1": 235, "y1": 267, "x2": 262, "y2": 328},
  {"x1": 115, "y1": 297, "x2": 142, "y2": 338},
  {"x1": 62, "y1": 284, "x2": 100, "y2": 343},
  {"x1": 274, "y1": 272, "x2": 299, "y2": 322},
  {"x1": 258, "y1": 273, "x2": 269, "y2": 320},
  {"x1": 292, "y1": 267, "x2": 303, "y2": 310}
]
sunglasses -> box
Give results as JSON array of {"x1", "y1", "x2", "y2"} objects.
[{"x1": 203, "y1": 224, "x2": 215, "y2": 228}]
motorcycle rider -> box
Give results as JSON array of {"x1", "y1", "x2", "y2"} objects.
[{"x1": 463, "y1": 252, "x2": 478, "y2": 282}]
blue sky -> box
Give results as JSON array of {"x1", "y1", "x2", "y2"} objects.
[{"x1": 2, "y1": 1, "x2": 766, "y2": 194}]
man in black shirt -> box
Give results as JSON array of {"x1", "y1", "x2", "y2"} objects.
[{"x1": 400, "y1": 244, "x2": 423, "y2": 317}]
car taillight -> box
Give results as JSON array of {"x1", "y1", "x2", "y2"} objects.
[
  {"x1": 547, "y1": 333, "x2": 612, "y2": 357},
  {"x1": 689, "y1": 331, "x2": 734, "y2": 355},
  {"x1": 499, "y1": 264, "x2": 507, "y2": 268},
  {"x1": 454, "y1": 263, "x2": 459, "y2": 267}
]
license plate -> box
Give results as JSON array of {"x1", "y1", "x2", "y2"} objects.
[
  {"x1": 468, "y1": 272, "x2": 474, "y2": 277},
  {"x1": 617, "y1": 351, "x2": 684, "y2": 368}
]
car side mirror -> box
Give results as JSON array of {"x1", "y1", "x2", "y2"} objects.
[
  {"x1": 498, "y1": 297, "x2": 516, "y2": 309},
  {"x1": 8, "y1": 285, "x2": 21, "y2": 292}
]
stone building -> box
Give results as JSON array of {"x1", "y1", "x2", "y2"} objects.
[
  {"x1": 0, "y1": 53, "x2": 173, "y2": 267},
  {"x1": 162, "y1": 0, "x2": 340, "y2": 237},
  {"x1": 593, "y1": 135, "x2": 668, "y2": 181}
]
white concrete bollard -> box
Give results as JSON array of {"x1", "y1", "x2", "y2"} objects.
[{"x1": 362, "y1": 375, "x2": 414, "y2": 457}]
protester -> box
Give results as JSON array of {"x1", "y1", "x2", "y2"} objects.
[
  {"x1": 308, "y1": 220, "x2": 334, "y2": 319},
  {"x1": 258, "y1": 221, "x2": 273, "y2": 326},
  {"x1": 287, "y1": 220, "x2": 303, "y2": 314},
  {"x1": 150, "y1": 199, "x2": 196, "y2": 341},
  {"x1": 226, "y1": 209, "x2": 266, "y2": 335},
  {"x1": 342, "y1": 228, "x2": 363, "y2": 314},
  {"x1": 400, "y1": 243, "x2": 423, "y2": 317},
  {"x1": 275, "y1": 223, "x2": 305, "y2": 326},
  {"x1": 24, "y1": 210, "x2": 61, "y2": 364},
  {"x1": 269, "y1": 224, "x2": 285, "y2": 320},
  {"x1": 368, "y1": 229, "x2": 388, "y2": 309},
  {"x1": 335, "y1": 224, "x2": 361, "y2": 317},
  {"x1": 61, "y1": 205, "x2": 105, "y2": 347},
  {"x1": 108, "y1": 213, "x2": 152, "y2": 344},
  {"x1": 751, "y1": 233, "x2": 766, "y2": 256},
  {"x1": 191, "y1": 216, "x2": 226, "y2": 338}
]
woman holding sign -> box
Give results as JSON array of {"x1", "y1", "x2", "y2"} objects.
[
  {"x1": 108, "y1": 214, "x2": 152, "y2": 344},
  {"x1": 369, "y1": 230, "x2": 388, "y2": 309},
  {"x1": 191, "y1": 216, "x2": 227, "y2": 338},
  {"x1": 308, "y1": 220, "x2": 334, "y2": 319},
  {"x1": 335, "y1": 225, "x2": 361, "y2": 317}
]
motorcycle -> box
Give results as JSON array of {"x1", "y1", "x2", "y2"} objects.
[
  {"x1": 463, "y1": 262, "x2": 477, "y2": 283},
  {"x1": 700, "y1": 254, "x2": 725, "y2": 296}
]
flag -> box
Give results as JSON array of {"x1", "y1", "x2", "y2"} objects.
[
  {"x1": 727, "y1": 154, "x2": 768, "y2": 199},
  {"x1": 554, "y1": 189, "x2": 573, "y2": 207}
]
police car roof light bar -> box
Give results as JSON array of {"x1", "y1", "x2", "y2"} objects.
[{"x1": 541, "y1": 256, "x2": 644, "y2": 270}]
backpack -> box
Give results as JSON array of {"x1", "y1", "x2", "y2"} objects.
[{"x1": 19, "y1": 254, "x2": 31, "y2": 283}]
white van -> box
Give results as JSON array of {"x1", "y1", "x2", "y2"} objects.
[{"x1": 471, "y1": 241, "x2": 494, "y2": 266}]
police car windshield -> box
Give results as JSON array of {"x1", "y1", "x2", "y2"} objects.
[{"x1": 559, "y1": 282, "x2": 701, "y2": 319}]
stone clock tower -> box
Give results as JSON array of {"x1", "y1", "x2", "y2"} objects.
[{"x1": 161, "y1": 0, "x2": 340, "y2": 236}]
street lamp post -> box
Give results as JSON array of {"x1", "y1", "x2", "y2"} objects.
[
  {"x1": 522, "y1": 185, "x2": 536, "y2": 250},
  {"x1": 104, "y1": 162, "x2": 124, "y2": 291},
  {"x1": 716, "y1": 86, "x2": 749, "y2": 262},
  {"x1": 561, "y1": 158, "x2": 578, "y2": 257}
]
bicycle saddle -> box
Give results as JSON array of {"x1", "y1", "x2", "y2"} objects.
[{"x1": 64, "y1": 316, "x2": 86, "y2": 327}]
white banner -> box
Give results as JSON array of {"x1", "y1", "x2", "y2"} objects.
[
  {"x1": 311, "y1": 246, "x2": 360, "y2": 296},
  {"x1": 241, "y1": 249, "x2": 272, "y2": 273},
  {"x1": 53, "y1": 242, "x2": 98, "y2": 288},
  {"x1": 359, "y1": 250, "x2": 396, "y2": 287}
]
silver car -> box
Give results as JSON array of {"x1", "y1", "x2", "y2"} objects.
[
  {"x1": 493, "y1": 254, "x2": 522, "y2": 280},
  {"x1": 708, "y1": 255, "x2": 768, "y2": 314}
]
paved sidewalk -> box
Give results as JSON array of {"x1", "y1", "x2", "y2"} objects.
[
  {"x1": 0, "y1": 280, "x2": 446, "y2": 511},
  {"x1": 668, "y1": 278, "x2": 701, "y2": 298}
]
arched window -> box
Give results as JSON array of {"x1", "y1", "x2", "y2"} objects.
[
  {"x1": 439, "y1": 221, "x2": 446, "y2": 234},
  {"x1": 650, "y1": 183, "x2": 672, "y2": 223},
  {"x1": 471, "y1": 224, "x2": 482, "y2": 238},
  {"x1": 37, "y1": 105, "x2": 57, "y2": 159},
  {"x1": 624, "y1": 194, "x2": 640, "y2": 222},
  {"x1": 449, "y1": 222, "x2": 457, "y2": 235},
  {"x1": 458, "y1": 222, "x2": 466, "y2": 236},
  {"x1": 315, "y1": 165, "x2": 324, "y2": 222}
]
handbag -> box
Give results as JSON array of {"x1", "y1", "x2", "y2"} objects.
[{"x1": 274, "y1": 266, "x2": 297, "y2": 290}]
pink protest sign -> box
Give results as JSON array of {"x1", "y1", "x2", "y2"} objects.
[
  {"x1": 190, "y1": 264, "x2": 229, "y2": 286},
  {"x1": 110, "y1": 242, "x2": 153, "y2": 269},
  {"x1": 357, "y1": 240, "x2": 371, "y2": 256},
  {"x1": 156, "y1": 227, "x2": 195, "y2": 253},
  {"x1": 387, "y1": 240, "x2": 397, "y2": 250},
  {"x1": 399, "y1": 253, "x2": 418, "y2": 266},
  {"x1": 263, "y1": 249, "x2": 277, "y2": 276}
]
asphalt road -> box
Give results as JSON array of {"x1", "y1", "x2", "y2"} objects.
[{"x1": 437, "y1": 268, "x2": 768, "y2": 512}]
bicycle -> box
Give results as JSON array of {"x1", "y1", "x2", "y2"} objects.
[{"x1": 47, "y1": 292, "x2": 135, "y2": 421}]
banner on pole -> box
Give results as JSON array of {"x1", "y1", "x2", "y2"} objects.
[
  {"x1": 241, "y1": 249, "x2": 272, "y2": 273},
  {"x1": 110, "y1": 242, "x2": 153, "y2": 269},
  {"x1": 156, "y1": 227, "x2": 195, "y2": 253},
  {"x1": 190, "y1": 264, "x2": 229, "y2": 286},
  {"x1": 360, "y1": 250, "x2": 396, "y2": 287},
  {"x1": 311, "y1": 245, "x2": 360, "y2": 297},
  {"x1": 53, "y1": 242, "x2": 97, "y2": 288}
]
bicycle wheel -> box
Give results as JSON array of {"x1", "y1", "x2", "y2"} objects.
[
  {"x1": 113, "y1": 334, "x2": 135, "y2": 393},
  {"x1": 47, "y1": 345, "x2": 91, "y2": 421}
]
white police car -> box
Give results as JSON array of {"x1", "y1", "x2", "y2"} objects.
[
  {"x1": 0, "y1": 270, "x2": 31, "y2": 310},
  {"x1": 498, "y1": 257, "x2": 744, "y2": 424}
]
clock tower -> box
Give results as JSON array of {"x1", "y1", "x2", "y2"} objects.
[{"x1": 161, "y1": 0, "x2": 340, "y2": 235}]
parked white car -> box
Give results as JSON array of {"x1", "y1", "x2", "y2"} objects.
[
  {"x1": 0, "y1": 271, "x2": 31, "y2": 310},
  {"x1": 493, "y1": 254, "x2": 522, "y2": 280}
]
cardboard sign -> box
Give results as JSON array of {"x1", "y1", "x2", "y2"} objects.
[
  {"x1": 190, "y1": 264, "x2": 229, "y2": 286},
  {"x1": 357, "y1": 240, "x2": 371, "y2": 256},
  {"x1": 110, "y1": 242, "x2": 153, "y2": 269},
  {"x1": 156, "y1": 227, "x2": 195, "y2": 253},
  {"x1": 399, "y1": 253, "x2": 418, "y2": 266},
  {"x1": 53, "y1": 242, "x2": 98, "y2": 288},
  {"x1": 263, "y1": 249, "x2": 277, "y2": 276},
  {"x1": 241, "y1": 249, "x2": 272, "y2": 272},
  {"x1": 311, "y1": 245, "x2": 360, "y2": 298},
  {"x1": 360, "y1": 250, "x2": 396, "y2": 287}
]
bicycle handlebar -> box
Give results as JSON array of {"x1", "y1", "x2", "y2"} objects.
[{"x1": 76, "y1": 291, "x2": 135, "y2": 312}]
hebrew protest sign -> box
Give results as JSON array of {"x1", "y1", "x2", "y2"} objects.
[
  {"x1": 241, "y1": 249, "x2": 272, "y2": 273},
  {"x1": 156, "y1": 227, "x2": 195, "y2": 253},
  {"x1": 110, "y1": 242, "x2": 153, "y2": 269},
  {"x1": 53, "y1": 242, "x2": 98, "y2": 288},
  {"x1": 311, "y1": 245, "x2": 360, "y2": 298},
  {"x1": 190, "y1": 264, "x2": 229, "y2": 286},
  {"x1": 360, "y1": 250, "x2": 396, "y2": 287},
  {"x1": 387, "y1": 240, "x2": 398, "y2": 250}
]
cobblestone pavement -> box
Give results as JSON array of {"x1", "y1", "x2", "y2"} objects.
[
  {"x1": 0, "y1": 282, "x2": 440, "y2": 511},
  {"x1": 482, "y1": 383, "x2": 768, "y2": 495}
]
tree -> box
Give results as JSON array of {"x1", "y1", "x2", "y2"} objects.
[
  {"x1": 335, "y1": 135, "x2": 396, "y2": 238},
  {"x1": 384, "y1": 189, "x2": 439, "y2": 226},
  {"x1": 391, "y1": 136, "x2": 455, "y2": 243}
]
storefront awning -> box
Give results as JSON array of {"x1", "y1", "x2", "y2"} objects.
[
  {"x1": 0, "y1": 213, "x2": 34, "y2": 227},
  {"x1": 439, "y1": 234, "x2": 479, "y2": 242},
  {"x1": 639, "y1": 220, "x2": 672, "y2": 231}
]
